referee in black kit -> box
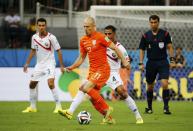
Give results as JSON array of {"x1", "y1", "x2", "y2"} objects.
[{"x1": 138, "y1": 15, "x2": 176, "y2": 115}]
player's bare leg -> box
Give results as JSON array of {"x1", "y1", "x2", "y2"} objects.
[
  {"x1": 116, "y1": 86, "x2": 143, "y2": 124},
  {"x1": 161, "y1": 79, "x2": 171, "y2": 115},
  {"x1": 48, "y1": 78, "x2": 62, "y2": 113},
  {"x1": 22, "y1": 81, "x2": 38, "y2": 113},
  {"x1": 58, "y1": 84, "x2": 86, "y2": 119},
  {"x1": 145, "y1": 83, "x2": 154, "y2": 114}
]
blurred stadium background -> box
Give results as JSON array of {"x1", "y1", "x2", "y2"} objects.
[{"x1": 0, "y1": 0, "x2": 193, "y2": 131}]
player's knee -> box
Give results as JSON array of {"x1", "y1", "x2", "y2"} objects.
[
  {"x1": 29, "y1": 81, "x2": 38, "y2": 89},
  {"x1": 48, "y1": 83, "x2": 54, "y2": 89},
  {"x1": 79, "y1": 84, "x2": 87, "y2": 93},
  {"x1": 48, "y1": 82, "x2": 54, "y2": 89},
  {"x1": 119, "y1": 92, "x2": 128, "y2": 100},
  {"x1": 79, "y1": 81, "x2": 96, "y2": 93},
  {"x1": 48, "y1": 79, "x2": 55, "y2": 89},
  {"x1": 162, "y1": 83, "x2": 168, "y2": 89},
  {"x1": 116, "y1": 87, "x2": 128, "y2": 100},
  {"x1": 147, "y1": 83, "x2": 154, "y2": 91},
  {"x1": 79, "y1": 86, "x2": 85, "y2": 92},
  {"x1": 79, "y1": 82, "x2": 87, "y2": 93}
]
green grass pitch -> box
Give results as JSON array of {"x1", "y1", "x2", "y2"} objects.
[{"x1": 0, "y1": 101, "x2": 193, "y2": 131}]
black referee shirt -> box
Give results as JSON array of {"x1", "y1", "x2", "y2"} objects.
[{"x1": 139, "y1": 29, "x2": 172, "y2": 60}]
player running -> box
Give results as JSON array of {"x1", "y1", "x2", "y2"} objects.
[
  {"x1": 59, "y1": 25, "x2": 143, "y2": 124},
  {"x1": 60, "y1": 17, "x2": 130, "y2": 124}
]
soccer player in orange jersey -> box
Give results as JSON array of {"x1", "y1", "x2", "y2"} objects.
[{"x1": 59, "y1": 17, "x2": 130, "y2": 124}]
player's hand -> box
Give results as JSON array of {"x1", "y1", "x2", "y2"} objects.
[
  {"x1": 122, "y1": 60, "x2": 130, "y2": 70},
  {"x1": 66, "y1": 66, "x2": 74, "y2": 71},
  {"x1": 169, "y1": 57, "x2": 176, "y2": 69},
  {"x1": 176, "y1": 63, "x2": 183, "y2": 68},
  {"x1": 139, "y1": 63, "x2": 145, "y2": 72},
  {"x1": 23, "y1": 64, "x2": 28, "y2": 73},
  {"x1": 170, "y1": 63, "x2": 176, "y2": 69},
  {"x1": 60, "y1": 66, "x2": 70, "y2": 73},
  {"x1": 170, "y1": 57, "x2": 176, "y2": 69},
  {"x1": 64, "y1": 68, "x2": 71, "y2": 73}
]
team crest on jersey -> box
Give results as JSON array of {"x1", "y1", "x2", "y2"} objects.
[
  {"x1": 92, "y1": 40, "x2": 96, "y2": 46},
  {"x1": 105, "y1": 36, "x2": 110, "y2": 42},
  {"x1": 159, "y1": 42, "x2": 164, "y2": 49},
  {"x1": 45, "y1": 42, "x2": 49, "y2": 47}
]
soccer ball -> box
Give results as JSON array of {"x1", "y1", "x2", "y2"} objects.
[{"x1": 77, "y1": 111, "x2": 91, "y2": 125}]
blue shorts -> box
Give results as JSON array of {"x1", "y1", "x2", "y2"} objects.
[{"x1": 145, "y1": 59, "x2": 169, "y2": 84}]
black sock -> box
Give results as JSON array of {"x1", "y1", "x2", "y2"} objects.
[
  {"x1": 162, "y1": 89, "x2": 170, "y2": 110},
  {"x1": 147, "y1": 90, "x2": 153, "y2": 110}
]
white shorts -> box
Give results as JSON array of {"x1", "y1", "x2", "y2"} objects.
[
  {"x1": 31, "y1": 63, "x2": 55, "y2": 81},
  {"x1": 106, "y1": 71, "x2": 123, "y2": 90}
]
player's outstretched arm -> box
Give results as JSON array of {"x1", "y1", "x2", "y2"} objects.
[
  {"x1": 23, "y1": 49, "x2": 36, "y2": 73},
  {"x1": 67, "y1": 52, "x2": 87, "y2": 70}
]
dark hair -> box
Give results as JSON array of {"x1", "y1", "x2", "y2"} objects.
[
  {"x1": 149, "y1": 15, "x2": 160, "y2": 22},
  {"x1": 176, "y1": 46, "x2": 182, "y2": 50},
  {"x1": 105, "y1": 25, "x2": 116, "y2": 33},
  {"x1": 37, "y1": 18, "x2": 47, "y2": 24}
]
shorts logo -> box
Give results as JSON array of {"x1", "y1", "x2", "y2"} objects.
[{"x1": 159, "y1": 42, "x2": 164, "y2": 49}]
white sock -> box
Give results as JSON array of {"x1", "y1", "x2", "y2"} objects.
[
  {"x1": 125, "y1": 95, "x2": 142, "y2": 119},
  {"x1": 51, "y1": 88, "x2": 61, "y2": 108},
  {"x1": 30, "y1": 88, "x2": 37, "y2": 109},
  {"x1": 68, "y1": 90, "x2": 85, "y2": 113}
]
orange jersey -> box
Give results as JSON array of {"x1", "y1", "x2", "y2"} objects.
[
  {"x1": 80, "y1": 31, "x2": 111, "y2": 72},
  {"x1": 80, "y1": 31, "x2": 111, "y2": 87}
]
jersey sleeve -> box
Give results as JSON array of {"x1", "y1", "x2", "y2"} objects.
[
  {"x1": 117, "y1": 44, "x2": 129, "y2": 61},
  {"x1": 165, "y1": 31, "x2": 172, "y2": 45},
  {"x1": 50, "y1": 34, "x2": 61, "y2": 50},
  {"x1": 31, "y1": 35, "x2": 36, "y2": 49},
  {"x1": 99, "y1": 35, "x2": 111, "y2": 47},
  {"x1": 139, "y1": 34, "x2": 146, "y2": 50}
]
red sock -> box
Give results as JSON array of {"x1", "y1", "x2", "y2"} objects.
[
  {"x1": 87, "y1": 88, "x2": 109, "y2": 114},
  {"x1": 90, "y1": 99, "x2": 105, "y2": 115}
]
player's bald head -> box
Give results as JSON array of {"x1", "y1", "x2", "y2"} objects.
[
  {"x1": 83, "y1": 16, "x2": 96, "y2": 36},
  {"x1": 84, "y1": 16, "x2": 96, "y2": 26}
]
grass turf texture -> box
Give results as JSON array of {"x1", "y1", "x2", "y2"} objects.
[{"x1": 0, "y1": 101, "x2": 193, "y2": 131}]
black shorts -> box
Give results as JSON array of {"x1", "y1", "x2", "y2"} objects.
[{"x1": 145, "y1": 59, "x2": 169, "y2": 84}]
